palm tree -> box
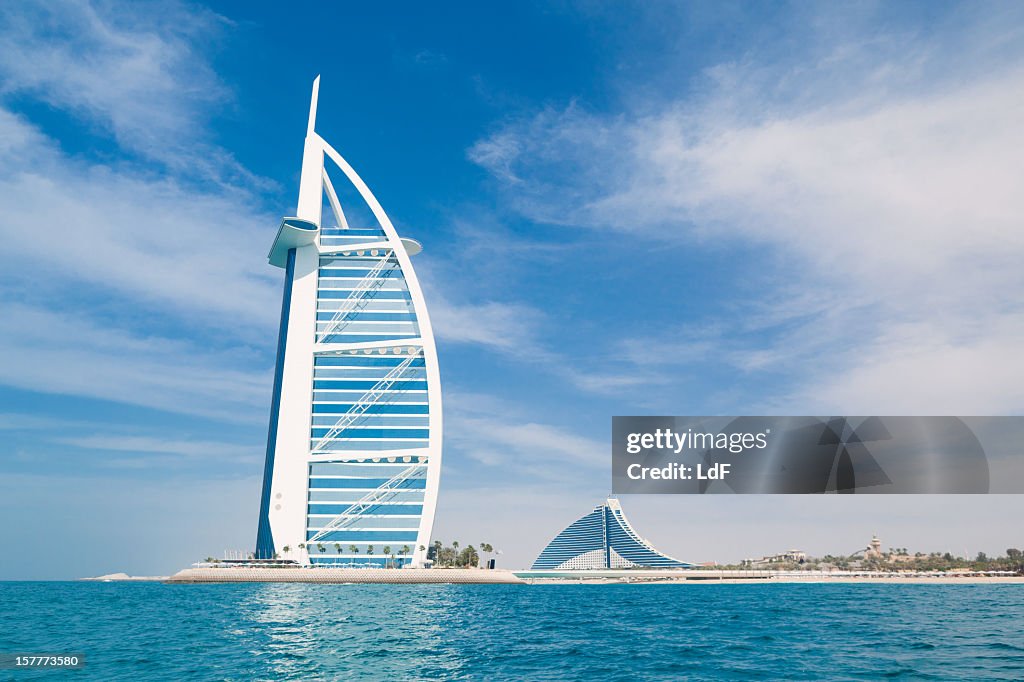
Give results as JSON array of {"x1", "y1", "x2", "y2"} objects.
[
  {"x1": 349, "y1": 544, "x2": 359, "y2": 555},
  {"x1": 367, "y1": 545, "x2": 375, "y2": 555},
  {"x1": 334, "y1": 543, "x2": 342, "y2": 556},
  {"x1": 282, "y1": 545, "x2": 291, "y2": 554},
  {"x1": 317, "y1": 543, "x2": 326, "y2": 554},
  {"x1": 383, "y1": 546, "x2": 392, "y2": 568}
]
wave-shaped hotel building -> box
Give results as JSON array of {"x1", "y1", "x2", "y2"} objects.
[
  {"x1": 255, "y1": 78, "x2": 442, "y2": 568},
  {"x1": 533, "y1": 498, "x2": 692, "y2": 570}
]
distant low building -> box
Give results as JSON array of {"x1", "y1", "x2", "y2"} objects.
[{"x1": 748, "y1": 549, "x2": 807, "y2": 566}]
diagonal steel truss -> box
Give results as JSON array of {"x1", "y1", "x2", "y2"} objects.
[
  {"x1": 306, "y1": 461, "x2": 424, "y2": 544},
  {"x1": 317, "y1": 249, "x2": 397, "y2": 343},
  {"x1": 310, "y1": 350, "x2": 421, "y2": 454}
]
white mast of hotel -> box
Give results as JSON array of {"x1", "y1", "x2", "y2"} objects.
[{"x1": 256, "y1": 77, "x2": 443, "y2": 568}]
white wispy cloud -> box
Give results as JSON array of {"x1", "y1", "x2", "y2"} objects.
[
  {"x1": 429, "y1": 293, "x2": 549, "y2": 357},
  {"x1": 0, "y1": 2, "x2": 284, "y2": 424},
  {"x1": 57, "y1": 434, "x2": 260, "y2": 462},
  {"x1": 0, "y1": 1, "x2": 580, "y2": 428},
  {"x1": 0, "y1": 109, "x2": 281, "y2": 332},
  {"x1": 0, "y1": 0, "x2": 263, "y2": 186},
  {"x1": 0, "y1": 301, "x2": 270, "y2": 423},
  {"x1": 469, "y1": 9, "x2": 1024, "y2": 413},
  {"x1": 444, "y1": 390, "x2": 606, "y2": 472},
  {"x1": 0, "y1": 413, "x2": 102, "y2": 431}
]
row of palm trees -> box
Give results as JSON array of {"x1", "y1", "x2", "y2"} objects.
[
  {"x1": 277, "y1": 543, "x2": 424, "y2": 567},
  {"x1": 430, "y1": 540, "x2": 495, "y2": 568},
  {"x1": 252, "y1": 540, "x2": 499, "y2": 568}
]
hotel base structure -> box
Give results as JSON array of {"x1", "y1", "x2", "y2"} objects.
[
  {"x1": 532, "y1": 498, "x2": 692, "y2": 570},
  {"x1": 254, "y1": 77, "x2": 442, "y2": 568}
]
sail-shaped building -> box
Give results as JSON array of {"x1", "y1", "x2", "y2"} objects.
[
  {"x1": 255, "y1": 77, "x2": 442, "y2": 568},
  {"x1": 532, "y1": 498, "x2": 692, "y2": 570}
]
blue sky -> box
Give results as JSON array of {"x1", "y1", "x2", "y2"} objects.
[{"x1": 1, "y1": 1, "x2": 1022, "y2": 579}]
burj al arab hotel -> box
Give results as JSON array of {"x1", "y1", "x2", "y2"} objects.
[{"x1": 255, "y1": 77, "x2": 442, "y2": 568}]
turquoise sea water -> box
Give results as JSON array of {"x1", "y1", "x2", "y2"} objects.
[{"x1": 1, "y1": 582, "x2": 1023, "y2": 680}]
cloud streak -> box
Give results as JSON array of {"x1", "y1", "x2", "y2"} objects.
[
  {"x1": 0, "y1": 0, "x2": 265, "y2": 187},
  {"x1": 444, "y1": 390, "x2": 606, "y2": 474},
  {"x1": 0, "y1": 301, "x2": 270, "y2": 423},
  {"x1": 469, "y1": 10, "x2": 1024, "y2": 413},
  {"x1": 0, "y1": 2, "x2": 283, "y2": 424}
]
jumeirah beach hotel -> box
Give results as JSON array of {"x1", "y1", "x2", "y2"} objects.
[
  {"x1": 255, "y1": 78, "x2": 442, "y2": 568},
  {"x1": 533, "y1": 498, "x2": 692, "y2": 570}
]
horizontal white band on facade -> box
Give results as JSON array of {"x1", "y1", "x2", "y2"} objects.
[
  {"x1": 316, "y1": 308, "x2": 415, "y2": 315},
  {"x1": 306, "y1": 513, "x2": 421, "y2": 518},
  {"x1": 310, "y1": 402, "x2": 429, "y2": 407},
  {"x1": 318, "y1": 238, "x2": 421, "y2": 256},
  {"x1": 315, "y1": 326, "x2": 420, "y2": 335},
  {"x1": 313, "y1": 363, "x2": 427, "y2": 370},
  {"x1": 318, "y1": 240, "x2": 391, "y2": 254},
  {"x1": 317, "y1": 303, "x2": 415, "y2": 311},
  {"x1": 317, "y1": 283, "x2": 411, "y2": 292},
  {"x1": 310, "y1": 441, "x2": 429, "y2": 446},
  {"x1": 307, "y1": 450, "x2": 430, "y2": 463},
  {"x1": 306, "y1": 532, "x2": 420, "y2": 536},
  {"x1": 302, "y1": 490, "x2": 424, "y2": 495},
  {"x1": 312, "y1": 388, "x2": 428, "y2": 393},
  {"x1": 310, "y1": 429, "x2": 430, "y2": 435},
  {"x1": 314, "y1": 321, "x2": 420, "y2": 328},
  {"x1": 307, "y1": 448, "x2": 430, "y2": 455},
  {"x1": 312, "y1": 368, "x2": 427, "y2": 376},
  {"x1": 303, "y1": 528, "x2": 419, "y2": 532},
  {"x1": 307, "y1": 490, "x2": 426, "y2": 496},
  {"x1": 307, "y1": 519, "x2": 421, "y2": 523},
  {"x1": 310, "y1": 420, "x2": 429, "y2": 427},
  {"x1": 307, "y1": 523, "x2": 421, "y2": 528},
  {"x1": 310, "y1": 407, "x2": 428, "y2": 412},
  {"x1": 307, "y1": 499, "x2": 425, "y2": 505},
  {"x1": 311, "y1": 393, "x2": 428, "y2": 400},
  {"x1": 314, "y1": 324, "x2": 419, "y2": 331},
  {"x1": 305, "y1": 475, "x2": 426, "y2": 480},
  {"x1": 307, "y1": 428, "x2": 428, "y2": 432},
  {"x1": 312, "y1": 377, "x2": 426, "y2": 384},
  {"x1": 312, "y1": 369, "x2": 426, "y2": 377},
  {"x1": 308, "y1": 500, "x2": 424, "y2": 506},
  {"x1": 306, "y1": 519, "x2": 422, "y2": 524},
  {"x1": 313, "y1": 338, "x2": 424, "y2": 354}
]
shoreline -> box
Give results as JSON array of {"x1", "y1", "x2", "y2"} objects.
[
  {"x1": 76, "y1": 568, "x2": 1024, "y2": 585},
  {"x1": 522, "y1": 575, "x2": 1024, "y2": 585}
]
